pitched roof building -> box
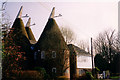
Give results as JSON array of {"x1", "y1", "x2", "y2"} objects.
[{"x1": 68, "y1": 44, "x2": 92, "y2": 79}]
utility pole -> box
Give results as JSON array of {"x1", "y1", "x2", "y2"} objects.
[{"x1": 91, "y1": 37, "x2": 94, "y2": 75}]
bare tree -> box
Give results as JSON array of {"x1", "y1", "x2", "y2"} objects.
[
  {"x1": 60, "y1": 27, "x2": 75, "y2": 44},
  {"x1": 94, "y1": 29, "x2": 120, "y2": 74},
  {"x1": 93, "y1": 29, "x2": 119, "y2": 63},
  {"x1": 77, "y1": 40, "x2": 89, "y2": 52},
  {"x1": 1, "y1": 6, "x2": 11, "y2": 38},
  {"x1": 113, "y1": 34, "x2": 120, "y2": 51}
]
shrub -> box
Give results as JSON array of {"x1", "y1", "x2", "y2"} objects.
[
  {"x1": 78, "y1": 72, "x2": 94, "y2": 80},
  {"x1": 34, "y1": 67, "x2": 51, "y2": 80}
]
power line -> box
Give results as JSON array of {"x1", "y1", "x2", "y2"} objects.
[{"x1": 37, "y1": 2, "x2": 51, "y2": 12}]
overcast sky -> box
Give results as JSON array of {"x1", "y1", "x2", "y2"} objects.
[{"x1": 4, "y1": 1, "x2": 118, "y2": 45}]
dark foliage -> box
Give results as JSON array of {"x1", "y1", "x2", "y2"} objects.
[{"x1": 94, "y1": 54, "x2": 108, "y2": 73}]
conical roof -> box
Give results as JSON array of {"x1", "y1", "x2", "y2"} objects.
[
  {"x1": 12, "y1": 18, "x2": 29, "y2": 38},
  {"x1": 36, "y1": 18, "x2": 68, "y2": 50},
  {"x1": 11, "y1": 6, "x2": 28, "y2": 38},
  {"x1": 25, "y1": 18, "x2": 36, "y2": 44},
  {"x1": 8, "y1": 6, "x2": 30, "y2": 52}
]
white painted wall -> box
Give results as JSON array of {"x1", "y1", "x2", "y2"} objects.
[{"x1": 77, "y1": 55, "x2": 92, "y2": 69}]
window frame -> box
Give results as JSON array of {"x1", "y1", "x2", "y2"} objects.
[
  {"x1": 52, "y1": 51, "x2": 56, "y2": 58},
  {"x1": 38, "y1": 50, "x2": 40, "y2": 52},
  {"x1": 41, "y1": 51, "x2": 45, "y2": 59},
  {"x1": 34, "y1": 52, "x2": 37, "y2": 60},
  {"x1": 79, "y1": 69, "x2": 81, "y2": 75},
  {"x1": 52, "y1": 67, "x2": 56, "y2": 73}
]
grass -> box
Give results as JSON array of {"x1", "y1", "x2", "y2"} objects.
[
  {"x1": 110, "y1": 76, "x2": 120, "y2": 79},
  {"x1": 94, "y1": 76, "x2": 120, "y2": 80}
]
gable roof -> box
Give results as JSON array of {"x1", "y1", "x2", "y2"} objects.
[
  {"x1": 35, "y1": 18, "x2": 68, "y2": 50},
  {"x1": 68, "y1": 44, "x2": 90, "y2": 56}
]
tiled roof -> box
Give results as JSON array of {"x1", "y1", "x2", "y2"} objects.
[{"x1": 35, "y1": 18, "x2": 68, "y2": 50}]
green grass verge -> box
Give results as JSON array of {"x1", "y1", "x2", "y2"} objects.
[{"x1": 110, "y1": 76, "x2": 120, "y2": 79}]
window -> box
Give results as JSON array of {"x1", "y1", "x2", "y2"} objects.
[
  {"x1": 38, "y1": 50, "x2": 40, "y2": 52},
  {"x1": 52, "y1": 51, "x2": 56, "y2": 58},
  {"x1": 79, "y1": 69, "x2": 84, "y2": 75},
  {"x1": 41, "y1": 51, "x2": 45, "y2": 59},
  {"x1": 52, "y1": 67, "x2": 56, "y2": 73},
  {"x1": 34, "y1": 52, "x2": 37, "y2": 60},
  {"x1": 79, "y1": 69, "x2": 82, "y2": 75},
  {"x1": 65, "y1": 70, "x2": 69, "y2": 74},
  {"x1": 30, "y1": 46, "x2": 34, "y2": 50}
]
